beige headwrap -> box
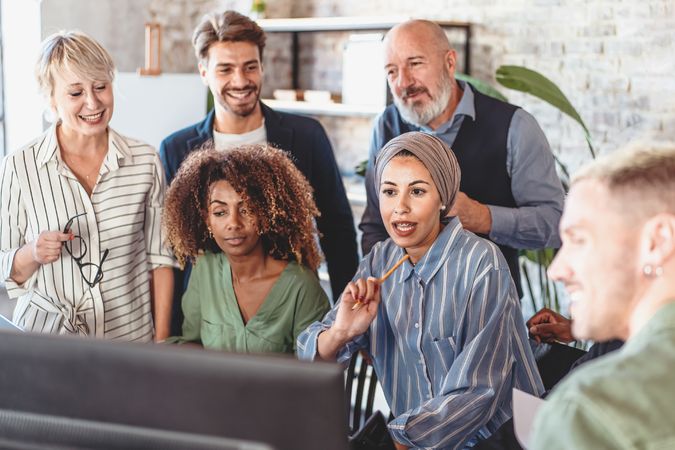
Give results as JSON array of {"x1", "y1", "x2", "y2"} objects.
[{"x1": 374, "y1": 131, "x2": 461, "y2": 212}]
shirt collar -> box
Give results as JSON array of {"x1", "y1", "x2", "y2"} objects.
[
  {"x1": 106, "y1": 128, "x2": 134, "y2": 170},
  {"x1": 397, "y1": 217, "x2": 465, "y2": 286},
  {"x1": 420, "y1": 80, "x2": 476, "y2": 134},
  {"x1": 37, "y1": 124, "x2": 133, "y2": 171},
  {"x1": 36, "y1": 125, "x2": 60, "y2": 168}
]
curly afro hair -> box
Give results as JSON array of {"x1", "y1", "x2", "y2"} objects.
[{"x1": 163, "y1": 143, "x2": 323, "y2": 271}]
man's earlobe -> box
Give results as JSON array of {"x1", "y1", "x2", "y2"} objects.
[{"x1": 445, "y1": 49, "x2": 457, "y2": 72}]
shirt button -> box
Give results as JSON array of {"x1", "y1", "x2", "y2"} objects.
[{"x1": 414, "y1": 322, "x2": 419, "y2": 329}]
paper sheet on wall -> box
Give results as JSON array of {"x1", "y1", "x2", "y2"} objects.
[
  {"x1": 513, "y1": 388, "x2": 546, "y2": 449},
  {"x1": 110, "y1": 73, "x2": 207, "y2": 151},
  {"x1": 342, "y1": 33, "x2": 386, "y2": 107}
]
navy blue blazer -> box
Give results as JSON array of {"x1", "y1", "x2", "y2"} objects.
[{"x1": 160, "y1": 103, "x2": 359, "y2": 318}]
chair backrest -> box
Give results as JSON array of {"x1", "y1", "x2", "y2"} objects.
[
  {"x1": 345, "y1": 352, "x2": 379, "y2": 433},
  {"x1": 532, "y1": 341, "x2": 586, "y2": 391}
]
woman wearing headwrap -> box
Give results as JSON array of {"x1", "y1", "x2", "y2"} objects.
[{"x1": 298, "y1": 132, "x2": 543, "y2": 450}]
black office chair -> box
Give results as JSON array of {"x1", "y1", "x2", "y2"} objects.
[
  {"x1": 345, "y1": 352, "x2": 379, "y2": 433},
  {"x1": 531, "y1": 341, "x2": 586, "y2": 391}
]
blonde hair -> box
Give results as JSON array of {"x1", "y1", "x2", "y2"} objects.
[
  {"x1": 35, "y1": 30, "x2": 115, "y2": 98},
  {"x1": 192, "y1": 10, "x2": 266, "y2": 65},
  {"x1": 573, "y1": 144, "x2": 675, "y2": 219}
]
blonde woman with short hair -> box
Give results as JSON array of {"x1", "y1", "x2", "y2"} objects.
[{"x1": 0, "y1": 30, "x2": 175, "y2": 341}]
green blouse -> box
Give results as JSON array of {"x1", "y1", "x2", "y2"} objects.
[{"x1": 174, "y1": 252, "x2": 330, "y2": 354}]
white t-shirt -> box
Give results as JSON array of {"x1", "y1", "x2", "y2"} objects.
[{"x1": 212, "y1": 120, "x2": 267, "y2": 150}]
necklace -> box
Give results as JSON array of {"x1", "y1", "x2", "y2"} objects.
[{"x1": 61, "y1": 152, "x2": 102, "y2": 181}]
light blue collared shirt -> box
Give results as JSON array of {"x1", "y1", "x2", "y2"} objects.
[
  {"x1": 360, "y1": 81, "x2": 565, "y2": 255},
  {"x1": 298, "y1": 218, "x2": 544, "y2": 449}
]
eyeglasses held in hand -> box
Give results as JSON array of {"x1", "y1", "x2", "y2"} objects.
[{"x1": 63, "y1": 213, "x2": 109, "y2": 288}]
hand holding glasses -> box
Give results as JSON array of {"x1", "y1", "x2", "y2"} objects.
[
  {"x1": 30, "y1": 230, "x2": 74, "y2": 265},
  {"x1": 63, "y1": 213, "x2": 109, "y2": 288}
]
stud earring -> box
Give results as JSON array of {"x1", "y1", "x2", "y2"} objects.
[
  {"x1": 440, "y1": 205, "x2": 446, "y2": 211},
  {"x1": 207, "y1": 227, "x2": 213, "y2": 239},
  {"x1": 643, "y1": 264, "x2": 663, "y2": 277}
]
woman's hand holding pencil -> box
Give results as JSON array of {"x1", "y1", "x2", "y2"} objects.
[
  {"x1": 316, "y1": 254, "x2": 411, "y2": 361},
  {"x1": 352, "y1": 254, "x2": 410, "y2": 311}
]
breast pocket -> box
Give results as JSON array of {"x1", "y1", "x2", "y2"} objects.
[
  {"x1": 431, "y1": 336, "x2": 457, "y2": 373},
  {"x1": 246, "y1": 329, "x2": 292, "y2": 354},
  {"x1": 200, "y1": 320, "x2": 238, "y2": 351}
]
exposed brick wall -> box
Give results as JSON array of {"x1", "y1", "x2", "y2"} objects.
[
  {"x1": 146, "y1": 0, "x2": 218, "y2": 73},
  {"x1": 41, "y1": 0, "x2": 152, "y2": 73},
  {"x1": 44, "y1": 0, "x2": 675, "y2": 175},
  {"x1": 287, "y1": 0, "x2": 675, "y2": 176}
]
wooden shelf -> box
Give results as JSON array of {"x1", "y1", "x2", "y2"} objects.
[
  {"x1": 258, "y1": 16, "x2": 473, "y2": 91},
  {"x1": 262, "y1": 99, "x2": 384, "y2": 117},
  {"x1": 258, "y1": 16, "x2": 470, "y2": 33}
]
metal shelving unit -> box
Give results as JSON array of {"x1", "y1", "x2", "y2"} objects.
[{"x1": 258, "y1": 16, "x2": 472, "y2": 117}]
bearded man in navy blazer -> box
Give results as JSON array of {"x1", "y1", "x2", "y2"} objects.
[{"x1": 160, "y1": 10, "x2": 359, "y2": 334}]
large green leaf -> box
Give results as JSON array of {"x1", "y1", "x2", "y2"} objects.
[
  {"x1": 496, "y1": 65, "x2": 595, "y2": 158},
  {"x1": 455, "y1": 73, "x2": 508, "y2": 102},
  {"x1": 355, "y1": 159, "x2": 367, "y2": 177},
  {"x1": 521, "y1": 248, "x2": 556, "y2": 267}
]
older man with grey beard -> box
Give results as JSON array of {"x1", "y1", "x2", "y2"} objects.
[{"x1": 360, "y1": 20, "x2": 565, "y2": 294}]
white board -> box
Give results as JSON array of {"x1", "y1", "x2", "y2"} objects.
[{"x1": 110, "y1": 72, "x2": 207, "y2": 150}]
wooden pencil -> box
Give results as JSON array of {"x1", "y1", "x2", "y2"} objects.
[{"x1": 351, "y1": 254, "x2": 411, "y2": 311}]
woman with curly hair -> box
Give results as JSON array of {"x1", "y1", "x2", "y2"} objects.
[{"x1": 163, "y1": 143, "x2": 330, "y2": 354}]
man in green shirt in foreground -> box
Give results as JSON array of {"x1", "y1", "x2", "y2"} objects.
[{"x1": 531, "y1": 145, "x2": 675, "y2": 449}]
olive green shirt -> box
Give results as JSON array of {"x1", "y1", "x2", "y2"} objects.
[
  {"x1": 531, "y1": 302, "x2": 675, "y2": 450},
  {"x1": 174, "y1": 252, "x2": 330, "y2": 354}
]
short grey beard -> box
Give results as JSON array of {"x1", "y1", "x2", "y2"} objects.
[{"x1": 393, "y1": 74, "x2": 453, "y2": 128}]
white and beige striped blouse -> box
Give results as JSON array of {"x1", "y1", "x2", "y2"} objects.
[{"x1": 0, "y1": 125, "x2": 176, "y2": 341}]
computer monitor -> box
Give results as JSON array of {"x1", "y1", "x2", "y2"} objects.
[
  {"x1": 0, "y1": 408, "x2": 272, "y2": 450},
  {"x1": 0, "y1": 331, "x2": 349, "y2": 450}
]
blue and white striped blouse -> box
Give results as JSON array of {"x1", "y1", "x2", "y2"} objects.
[{"x1": 298, "y1": 217, "x2": 544, "y2": 449}]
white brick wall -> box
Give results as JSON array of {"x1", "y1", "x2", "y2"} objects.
[
  {"x1": 286, "y1": 0, "x2": 675, "y2": 176},
  {"x1": 42, "y1": 0, "x2": 675, "y2": 175}
]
